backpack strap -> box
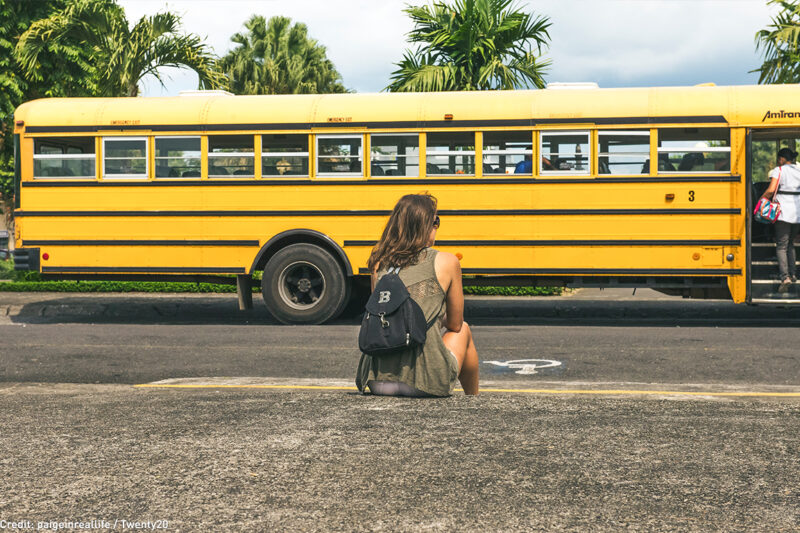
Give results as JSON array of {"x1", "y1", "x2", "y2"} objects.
[{"x1": 424, "y1": 314, "x2": 439, "y2": 331}]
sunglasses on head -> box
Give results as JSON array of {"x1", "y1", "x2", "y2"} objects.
[{"x1": 433, "y1": 215, "x2": 440, "y2": 229}]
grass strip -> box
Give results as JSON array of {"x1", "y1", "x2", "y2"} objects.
[{"x1": 0, "y1": 260, "x2": 563, "y2": 295}]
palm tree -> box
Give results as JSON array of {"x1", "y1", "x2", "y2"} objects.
[
  {"x1": 386, "y1": 0, "x2": 551, "y2": 92},
  {"x1": 754, "y1": 0, "x2": 800, "y2": 84},
  {"x1": 15, "y1": 0, "x2": 225, "y2": 97},
  {"x1": 219, "y1": 15, "x2": 347, "y2": 95}
]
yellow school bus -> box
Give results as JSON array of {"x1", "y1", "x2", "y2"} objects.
[{"x1": 10, "y1": 84, "x2": 800, "y2": 323}]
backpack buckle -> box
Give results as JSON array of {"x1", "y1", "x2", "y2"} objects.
[{"x1": 379, "y1": 312, "x2": 389, "y2": 328}]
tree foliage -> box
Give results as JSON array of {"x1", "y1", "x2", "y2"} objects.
[
  {"x1": 386, "y1": 0, "x2": 551, "y2": 92},
  {"x1": 219, "y1": 15, "x2": 347, "y2": 95},
  {"x1": 0, "y1": 0, "x2": 98, "y2": 211},
  {"x1": 15, "y1": 0, "x2": 225, "y2": 97},
  {"x1": 754, "y1": 0, "x2": 800, "y2": 83}
]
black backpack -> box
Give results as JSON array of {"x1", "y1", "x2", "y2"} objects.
[{"x1": 358, "y1": 267, "x2": 435, "y2": 357}]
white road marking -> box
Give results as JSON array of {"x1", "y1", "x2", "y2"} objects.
[{"x1": 483, "y1": 359, "x2": 563, "y2": 375}]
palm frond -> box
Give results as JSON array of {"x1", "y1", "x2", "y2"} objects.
[
  {"x1": 15, "y1": 0, "x2": 123, "y2": 82},
  {"x1": 754, "y1": 0, "x2": 800, "y2": 83},
  {"x1": 388, "y1": 0, "x2": 550, "y2": 92},
  {"x1": 219, "y1": 15, "x2": 347, "y2": 94}
]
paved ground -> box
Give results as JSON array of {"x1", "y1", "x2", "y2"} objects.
[{"x1": 0, "y1": 290, "x2": 799, "y2": 531}]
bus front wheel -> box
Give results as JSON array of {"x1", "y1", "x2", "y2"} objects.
[{"x1": 261, "y1": 243, "x2": 347, "y2": 324}]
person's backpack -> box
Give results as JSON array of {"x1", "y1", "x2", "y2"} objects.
[{"x1": 358, "y1": 267, "x2": 435, "y2": 357}]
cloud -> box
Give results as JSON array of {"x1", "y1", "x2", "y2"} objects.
[
  {"x1": 119, "y1": 0, "x2": 779, "y2": 95},
  {"x1": 535, "y1": 0, "x2": 775, "y2": 87}
]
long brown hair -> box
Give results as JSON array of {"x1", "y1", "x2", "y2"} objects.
[{"x1": 368, "y1": 193, "x2": 438, "y2": 272}]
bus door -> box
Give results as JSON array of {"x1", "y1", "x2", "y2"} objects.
[{"x1": 747, "y1": 127, "x2": 800, "y2": 303}]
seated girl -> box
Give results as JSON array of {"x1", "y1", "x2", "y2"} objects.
[{"x1": 355, "y1": 193, "x2": 479, "y2": 397}]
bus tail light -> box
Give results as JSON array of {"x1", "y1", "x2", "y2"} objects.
[{"x1": 42, "y1": 253, "x2": 49, "y2": 260}]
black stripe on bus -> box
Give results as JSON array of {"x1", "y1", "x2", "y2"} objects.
[
  {"x1": 25, "y1": 239, "x2": 260, "y2": 246},
  {"x1": 358, "y1": 267, "x2": 742, "y2": 275},
  {"x1": 13, "y1": 208, "x2": 741, "y2": 217},
  {"x1": 23, "y1": 115, "x2": 728, "y2": 134},
  {"x1": 13, "y1": 134, "x2": 20, "y2": 209},
  {"x1": 20, "y1": 175, "x2": 742, "y2": 187},
  {"x1": 41, "y1": 266, "x2": 246, "y2": 274},
  {"x1": 344, "y1": 239, "x2": 741, "y2": 247}
]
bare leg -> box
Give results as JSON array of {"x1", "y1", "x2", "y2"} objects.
[{"x1": 443, "y1": 321, "x2": 479, "y2": 395}]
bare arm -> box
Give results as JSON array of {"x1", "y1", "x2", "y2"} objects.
[
  {"x1": 761, "y1": 177, "x2": 779, "y2": 199},
  {"x1": 435, "y1": 252, "x2": 464, "y2": 332},
  {"x1": 370, "y1": 265, "x2": 379, "y2": 291}
]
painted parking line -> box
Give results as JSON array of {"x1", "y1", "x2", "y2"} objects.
[{"x1": 133, "y1": 383, "x2": 800, "y2": 397}]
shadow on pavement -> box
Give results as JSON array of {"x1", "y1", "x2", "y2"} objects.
[{"x1": 5, "y1": 294, "x2": 800, "y2": 327}]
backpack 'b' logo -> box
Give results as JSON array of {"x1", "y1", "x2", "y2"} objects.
[{"x1": 378, "y1": 291, "x2": 391, "y2": 303}]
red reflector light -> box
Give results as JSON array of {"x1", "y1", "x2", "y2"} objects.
[
  {"x1": 444, "y1": 114, "x2": 453, "y2": 120},
  {"x1": 42, "y1": 253, "x2": 49, "y2": 260}
]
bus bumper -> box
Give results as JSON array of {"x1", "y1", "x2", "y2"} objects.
[{"x1": 13, "y1": 248, "x2": 40, "y2": 272}]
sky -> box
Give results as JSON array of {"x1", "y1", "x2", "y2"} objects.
[{"x1": 117, "y1": 0, "x2": 780, "y2": 96}]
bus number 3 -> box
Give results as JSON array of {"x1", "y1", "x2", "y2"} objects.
[{"x1": 688, "y1": 190, "x2": 695, "y2": 202}]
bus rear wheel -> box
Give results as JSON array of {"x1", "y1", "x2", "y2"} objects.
[{"x1": 262, "y1": 243, "x2": 347, "y2": 324}]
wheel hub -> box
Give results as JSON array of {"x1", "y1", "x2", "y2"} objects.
[{"x1": 277, "y1": 260, "x2": 327, "y2": 311}]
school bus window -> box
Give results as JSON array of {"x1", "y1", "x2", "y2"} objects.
[
  {"x1": 209, "y1": 135, "x2": 254, "y2": 177},
  {"x1": 657, "y1": 128, "x2": 730, "y2": 173},
  {"x1": 102, "y1": 137, "x2": 148, "y2": 179},
  {"x1": 317, "y1": 135, "x2": 363, "y2": 177},
  {"x1": 370, "y1": 134, "x2": 419, "y2": 177},
  {"x1": 155, "y1": 136, "x2": 201, "y2": 178},
  {"x1": 427, "y1": 132, "x2": 475, "y2": 175},
  {"x1": 483, "y1": 131, "x2": 532, "y2": 175},
  {"x1": 262, "y1": 134, "x2": 308, "y2": 177},
  {"x1": 598, "y1": 130, "x2": 650, "y2": 174},
  {"x1": 540, "y1": 131, "x2": 590, "y2": 174},
  {"x1": 33, "y1": 136, "x2": 95, "y2": 179}
]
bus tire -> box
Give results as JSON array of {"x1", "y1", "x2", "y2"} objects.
[{"x1": 261, "y1": 243, "x2": 347, "y2": 324}]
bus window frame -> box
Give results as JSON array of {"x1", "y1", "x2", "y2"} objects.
[
  {"x1": 260, "y1": 133, "x2": 310, "y2": 179},
  {"x1": 369, "y1": 132, "x2": 421, "y2": 178},
  {"x1": 207, "y1": 134, "x2": 256, "y2": 179},
  {"x1": 425, "y1": 131, "x2": 477, "y2": 177},
  {"x1": 154, "y1": 135, "x2": 202, "y2": 179},
  {"x1": 539, "y1": 130, "x2": 592, "y2": 176},
  {"x1": 315, "y1": 134, "x2": 364, "y2": 178},
  {"x1": 596, "y1": 129, "x2": 651, "y2": 176},
  {"x1": 32, "y1": 136, "x2": 97, "y2": 180},
  {"x1": 102, "y1": 136, "x2": 150, "y2": 180},
  {"x1": 481, "y1": 130, "x2": 534, "y2": 176},
  {"x1": 656, "y1": 127, "x2": 732, "y2": 174}
]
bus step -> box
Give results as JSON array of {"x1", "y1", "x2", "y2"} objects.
[
  {"x1": 750, "y1": 279, "x2": 800, "y2": 299},
  {"x1": 750, "y1": 261, "x2": 800, "y2": 279},
  {"x1": 750, "y1": 244, "x2": 800, "y2": 261}
]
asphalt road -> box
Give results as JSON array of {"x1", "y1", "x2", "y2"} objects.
[
  {"x1": 1, "y1": 290, "x2": 799, "y2": 532},
  {"x1": 1, "y1": 290, "x2": 799, "y2": 386}
]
